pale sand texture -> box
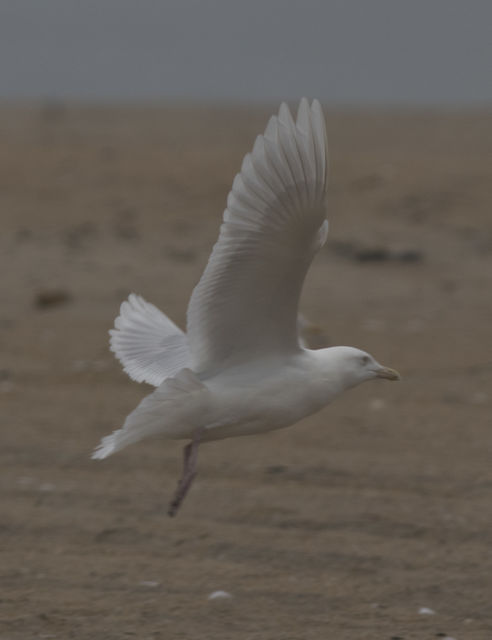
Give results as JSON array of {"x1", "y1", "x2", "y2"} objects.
[{"x1": 1, "y1": 104, "x2": 491, "y2": 639}]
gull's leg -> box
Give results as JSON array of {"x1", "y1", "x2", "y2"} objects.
[{"x1": 168, "y1": 427, "x2": 204, "y2": 517}]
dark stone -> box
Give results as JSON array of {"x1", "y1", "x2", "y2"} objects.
[{"x1": 34, "y1": 290, "x2": 72, "y2": 309}]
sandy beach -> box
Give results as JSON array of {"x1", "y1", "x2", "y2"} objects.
[{"x1": 1, "y1": 103, "x2": 491, "y2": 639}]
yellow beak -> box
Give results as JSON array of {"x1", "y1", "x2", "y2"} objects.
[{"x1": 376, "y1": 366, "x2": 400, "y2": 381}]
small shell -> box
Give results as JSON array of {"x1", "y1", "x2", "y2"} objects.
[{"x1": 208, "y1": 590, "x2": 232, "y2": 600}]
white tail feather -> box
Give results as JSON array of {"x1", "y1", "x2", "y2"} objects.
[{"x1": 110, "y1": 293, "x2": 190, "y2": 386}]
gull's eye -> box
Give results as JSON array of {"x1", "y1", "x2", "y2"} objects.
[{"x1": 361, "y1": 355, "x2": 370, "y2": 366}]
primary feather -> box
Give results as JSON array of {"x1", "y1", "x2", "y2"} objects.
[{"x1": 186, "y1": 98, "x2": 328, "y2": 373}]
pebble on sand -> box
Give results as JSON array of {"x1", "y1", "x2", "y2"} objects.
[
  {"x1": 418, "y1": 606, "x2": 436, "y2": 615},
  {"x1": 369, "y1": 398, "x2": 386, "y2": 411},
  {"x1": 34, "y1": 289, "x2": 71, "y2": 309},
  {"x1": 208, "y1": 590, "x2": 232, "y2": 600},
  {"x1": 39, "y1": 483, "x2": 56, "y2": 492}
]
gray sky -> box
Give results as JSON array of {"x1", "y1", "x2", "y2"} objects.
[{"x1": 0, "y1": 0, "x2": 491, "y2": 105}]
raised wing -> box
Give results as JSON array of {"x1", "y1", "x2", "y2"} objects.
[
  {"x1": 186, "y1": 99, "x2": 329, "y2": 373},
  {"x1": 110, "y1": 294, "x2": 190, "y2": 386}
]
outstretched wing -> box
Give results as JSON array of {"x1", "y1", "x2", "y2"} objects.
[
  {"x1": 186, "y1": 99, "x2": 329, "y2": 374},
  {"x1": 110, "y1": 294, "x2": 190, "y2": 386}
]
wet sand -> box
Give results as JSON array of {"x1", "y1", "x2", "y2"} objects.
[{"x1": 1, "y1": 104, "x2": 492, "y2": 639}]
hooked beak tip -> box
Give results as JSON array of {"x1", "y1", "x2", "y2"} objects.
[{"x1": 376, "y1": 366, "x2": 400, "y2": 381}]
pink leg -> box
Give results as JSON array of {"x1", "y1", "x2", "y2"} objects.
[{"x1": 168, "y1": 427, "x2": 204, "y2": 517}]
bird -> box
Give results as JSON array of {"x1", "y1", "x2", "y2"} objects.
[{"x1": 92, "y1": 98, "x2": 400, "y2": 516}]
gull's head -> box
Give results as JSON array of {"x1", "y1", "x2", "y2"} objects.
[{"x1": 320, "y1": 346, "x2": 400, "y2": 389}]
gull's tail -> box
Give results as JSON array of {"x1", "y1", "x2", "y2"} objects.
[{"x1": 110, "y1": 293, "x2": 190, "y2": 387}]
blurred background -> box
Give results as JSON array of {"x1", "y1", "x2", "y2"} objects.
[
  {"x1": 1, "y1": 2, "x2": 492, "y2": 640},
  {"x1": 0, "y1": 0, "x2": 492, "y2": 105}
]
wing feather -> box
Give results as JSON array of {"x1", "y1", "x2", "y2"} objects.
[{"x1": 186, "y1": 99, "x2": 328, "y2": 373}]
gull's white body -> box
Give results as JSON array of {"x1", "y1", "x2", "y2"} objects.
[
  {"x1": 96, "y1": 347, "x2": 369, "y2": 455},
  {"x1": 93, "y1": 99, "x2": 397, "y2": 462}
]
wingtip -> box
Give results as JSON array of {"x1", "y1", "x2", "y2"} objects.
[
  {"x1": 298, "y1": 96, "x2": 309, "y2": 109},
  {"x1": 277, "y1": 98, "x2": 324, "y2": 133},
  {"x1": 296, "y1": 97, "x2": 311, "y2": 131},
  {"x1": 264, "y1": 114, "x2": 279, "y2": 141},
  {"x1": 278, "y1": 101, "x2": 294, "y2": 125},
  {"x1": 311, "y1": 100, "x2": 327, "y2": 132}
]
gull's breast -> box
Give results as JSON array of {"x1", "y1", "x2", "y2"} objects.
[{"x1": 201, "y1": 359, "x2": 330, "y2": 442}]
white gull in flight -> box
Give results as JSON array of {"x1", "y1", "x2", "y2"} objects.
[{"x1": 92, "y1": 99, "x2": 399, "y2": 516}]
